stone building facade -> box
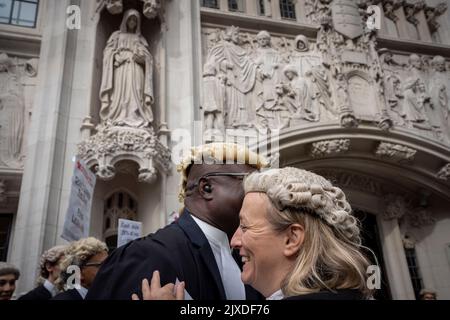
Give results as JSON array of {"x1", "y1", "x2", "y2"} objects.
[{"x1": 0, "y1": 0, "x2": 450, "y2": 299}]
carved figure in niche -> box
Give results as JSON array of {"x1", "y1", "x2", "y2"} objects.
[
  {"x1": 205, "y1": 26, "x2": 257, "y2": 128},
  {"x1": 429, "y1": 56, "x2": 449, "y2": 135},
  {"x1": 100, "y1": 9, "x2": 154, "y2": 128},
  {"x1": 0, "y1": 53, "x2": 25, "y2": 167},
  {"x1": 202, "y1": 62, "x2": 226, "y2": 134},
  {"x1": 403, "y1": 78, "x2": 431, "y2": 127},
  {"x1": 254, "y1": 31, "x2": 284, "y2": 116}
]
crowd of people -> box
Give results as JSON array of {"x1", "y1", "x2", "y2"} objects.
[{"x1": 0, "y1": 143, "x2": 439, "y2": 301}]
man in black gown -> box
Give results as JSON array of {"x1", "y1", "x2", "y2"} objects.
[{"x1": 86, "y1": 143, "x2": 268, "y2": 300}]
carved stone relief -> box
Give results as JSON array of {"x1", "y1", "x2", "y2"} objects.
[
  {"x1": 0, "y1": 52, "x2": 37, "y2": 169},
  {"x1": 375, "y1": 142, "x2": 417, "y2": 163},
  {"x1": 201, "y1": 1, "x2": 450, "y2": 145},
  {"x1": 437, "y1": 163, "x2": 450, "y2": 181},
  {"x1": 95, "y1": 0, "x2": 167, "y2": 25},
  {"x1": 310, "y1": 139, "x2": 350, "y2": 158},
  {"x1": 79, "y1": 9, "x2": 170, "y2": 183},
  {"x1": 383, "y1": 193, "x2": 409, "y2": 220}
]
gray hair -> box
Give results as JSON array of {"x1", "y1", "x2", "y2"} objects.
[
  {"x1": 244, "y1": 167, "x2": 360, "y2": 243},
  {"x1": 0, "y1": 262, "x2": 20, "y2": 279},
  {"x1": 39, "y1": 245, "x2": 67, "y2": 280}
]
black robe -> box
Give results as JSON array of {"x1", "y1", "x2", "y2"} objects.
[
  {"x1": 52, "y1": 289, "x2": 84, "y2": 300},
  {"x1": 18, "y1": 284, "x2": 52, "y2": 300},
  {"x1": 86, "y1": 210, "x2": 262, "y2": 300}
]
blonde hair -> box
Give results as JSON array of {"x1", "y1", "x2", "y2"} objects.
[
  {"x1": 56, "y1": 237, "x2": 108, "y2": 290},
  {"x1": 244, "y1": 167, "x2": 373, "y2": 298}
]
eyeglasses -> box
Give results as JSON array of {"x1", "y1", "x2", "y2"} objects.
[
  {"x1": 82, "y1": 262, "x2": 103, "y2": 268},
  {"x1": 190, "y1": 172, "x2": 250, "y2": 189},
  {"x1": 0, "y1": 279, "x2": 16, "y2": 286}
]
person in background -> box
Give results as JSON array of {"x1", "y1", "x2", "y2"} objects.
[
  {"x1": 53, "y1": 237, "x2": 108, "y2": 300},
  {"x1": 0, "y1": 262, "x2": 20, "y2": 300},
  {"x1": 419, "y1": 289, "x2": 437, "y2": 300},
  {"x1": 18, "y1": 245, "x2": 67, "y2": 300}
]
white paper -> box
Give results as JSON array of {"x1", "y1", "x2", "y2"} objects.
[
  {"x1": 117, "y1": 219, "x2": 142, "y2": 248},
  {"x1": 61, "y1": 158, "x2": 96, "y2": 242}
]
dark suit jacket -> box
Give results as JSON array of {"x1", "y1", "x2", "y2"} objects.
[
  {"x1": 52, "y1": 289, "x2": 84, "y2": 300},
  {"x1": 87, "y1": 210, "x2": 262, "y2": 300},
  {"x1": 18, "y1": 284, "x2": 52, "y2": 300}
]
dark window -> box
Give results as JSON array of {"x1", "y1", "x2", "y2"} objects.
[
  {"x1": 228, "y1": 0, "x2": 243, "y2": 12},
  {"x1": 118, "y1": 193, "x2": 123, "y2": 209},
  {"x1": 0, "y1": 215, "x2": 13, "y2": 261},
  {"x1": 0, "y1": 0, "x2": 39, "y2": 28},
  {"x1": 280, "y1": 0, "x2": 296, "y2": 20},
  {"x1": 105, "y1": 217, "x2": 111, "y2": 230},
  {"x1": 201, "y1": 0, "x2": 219, "y2": 9},
  {"x1": 405, "y1": 247, "x2": 424, "y2": 299},
  {"x1": 258, "y1": 0, "x2": 265, "y2": 15},
  {"x1": 106, "y1": 196, "x2": 112, "y2": 209}
]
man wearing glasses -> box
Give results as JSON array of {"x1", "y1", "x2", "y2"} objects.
[
  {"x1": 87, "y1": 143, "x2": 268, "y2": 300},
  {"x1": 53, "y1": 237, "x2": 108, "y2": 300}
]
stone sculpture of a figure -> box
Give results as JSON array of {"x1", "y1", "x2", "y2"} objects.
[
  {"x1": 205, "y1": 26, "x2": 257, "y2": 128},
  {"x1": 429, "y1": 56, "x2": 449, "y2": 134},
  {"x1": 100, "y1": 9, "x2": 154, "y2": 128},
  {"x1": 0, "y1": 52, "x2": 24, "y2": 167},
  {"x1": 254, "y1": 31, "x2": 284, "y2": 113},
  {"x1": 403, "y1": 78, "x2": 430, "y2": 126}
]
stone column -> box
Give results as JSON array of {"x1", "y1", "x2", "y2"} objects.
[
  {"x1": 294, "y1": 0, "x2": 306, "y2": 23},
  {"x1": 394, "y1": 6, "x2": 410, "y2": 38},
  {"x1": 263, "y1": 0, "x2": 272, "y2": 17},
  {"x1": 271, "y1": 0, "x2": 281, "y2": 19},
  {"x1": 163, "y1": 0, "x2": 203, "y2": 216},
  {"x1": 245, "y1": 0, "x2": 258, "y2": 15},
  {"x1": 415, "y1": 7, "x2": 433, "y2": 42},
  {"x1": 378, "y1": 216, "x2": 416, "y2": 300},
  {"x1": 219, "y1": 0, "x2": 229, "y2": 11},
  {"x1": 8, "y1": 0, "x2": 78, "y2": 294}
]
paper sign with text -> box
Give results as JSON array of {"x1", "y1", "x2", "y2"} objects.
[
  {"x1": 117, "y1": 219, "x2": 142, "y2": 247},
  {"x1": 61, "y1": 158, "x2": 96, "y2": 242}
]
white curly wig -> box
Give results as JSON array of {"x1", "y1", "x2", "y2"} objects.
[
  {"x1": 38, "y1": 245, "x2": 67, "y2": 281},
  {"x1": 244, "y1": 167, "x2": 360, "y2": 243}
]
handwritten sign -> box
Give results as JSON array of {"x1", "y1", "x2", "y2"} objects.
[
  {"x1": 61, "y1": 158, "x2": 96, "y2": 242},
  {"x1": 117, "y1": 219, "x2": 142, "y2": 248}
]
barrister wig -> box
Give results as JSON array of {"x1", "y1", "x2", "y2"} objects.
[
  {"x1": 38, "y1": 245, "x2": 67, "y2": 282},
  {"x1": 176, "y1": 143, "x2": 269, "y2": 203},
  {"x1": 56, "y1": 237, "x2": 108, "y2": 290},
  {"x1": 243, "y1": 167, "x2": 374, "y2": 298},
  {"x1": 0, "y1": 262, "x2": 20, "y2": 279}
]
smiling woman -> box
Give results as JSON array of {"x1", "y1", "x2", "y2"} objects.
[{"x1": 230, "y1": 167, "x2": 374, "y2": 300}]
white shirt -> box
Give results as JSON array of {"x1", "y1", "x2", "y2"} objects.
[
  {"x1": 267, "y1": 289, "x2": 284, "y2": 300},
  {"x1": 192, "y1": 215, "x2": 246, "y2": 300},
  {"x1": 43, "y1": 279, "x2": 58, "y2": 297},
  {"x1": 76, "y1": 286, "x2": 88, "y2": 299}
]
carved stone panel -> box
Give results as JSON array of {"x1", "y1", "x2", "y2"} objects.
[
  {"x1": 310, "y1": 139, "x2": 350, "y2": 158},
  {"x1": 375, "y1": 142, "x2": 417, "y2": 163}
]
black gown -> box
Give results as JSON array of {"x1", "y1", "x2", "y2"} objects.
[
  {"x1": 18, "y1": 284, "x2": 52, "y2": 300},
  {"x1": 86, "y1": 209, "x2": 262, "y2": 300}
]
